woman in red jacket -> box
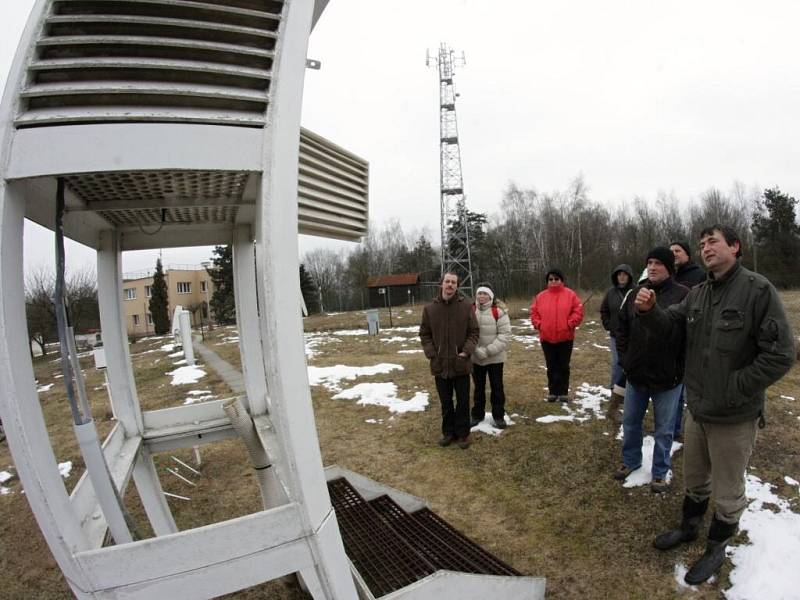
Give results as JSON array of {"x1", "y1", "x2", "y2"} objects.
[{"x1": 530, "y1": 268, "x2": 584, "y2": 402}]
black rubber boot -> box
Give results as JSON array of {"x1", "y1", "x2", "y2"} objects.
[
  {"x1": 684, "y1": 517, "x2": 738, "y2": 585},
  {"x1": 653, "y1": 496, "x2": 709, "y2": 550}
]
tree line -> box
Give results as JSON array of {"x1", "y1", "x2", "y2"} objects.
[{"x1": 302, "y1": 179, "x2": 799, "y2": 311}]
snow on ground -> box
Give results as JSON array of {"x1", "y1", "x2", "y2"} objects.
[
  {"x1": 592, "y1": 343, "x2": 610, "y2": 351},
  {"x1": 160, "y1": 343, "x2": 177, "y2": 352},
  {"x1": 168, "y1": 365, "x2": 206, "y2": 385},
  {"x1": 37, "y1": 383, "x2": 54, "y2": 393},
  {"x1": 536, "y1": 383, "x2": 609, "y2": 424},
  {"x1": 619, "y1": 436, "x2": 682, "y2": 488},
  {"x1": 307, "y1": 363, "x2": 404, "y2": 392},
  {"x1": 58, "y1": 461, "x2": 72, "y2": 478},
  {"x1": 785, "y1": 476, "x2": 799, "y2": 487},
  {"x1": 220, "y1": 336, "x2": 239, "y2": 344},
  {"x1": 470, "y1": 413, "x2": 515, "y2": 436},
  {"x1": 0, "y1": 470, "x2": 15, "y2": 495},
  {"x1": 304, "y1": 333, "x2": 342, "y2": 359},
  {"x1": 381, "y1": 336, "x2": 410, "y2": 343},
  {"x1": 722, "y1": 474, "x2": 800, "y2": 599},
  {"x1": 332, "y1": 383, "x2": 428, "y2": 413},
  {"x1": 780, "y1": 395, "x2": 795, "y2": 401},
  {"x1": 331, "y1": 328, "x2": 368, "y2": 336},
  {"x1": 512, "y1": 334, "x2": 539, "y2": 348},
  {"x1": 168, "y1": 351, "x2": 183, "y2": 358},
  {"x1": 673, "y1": 563, "x2": 703, "y2": 591},
  {"x1": 183, "y1": 390, "x2": 215, "y2": 405},
  {"x1": 398, "y1": 349, "x2": 423, "y2": 354},
  {"x1": 172, "y1": 359, "x2": 187, "y2": 366}
]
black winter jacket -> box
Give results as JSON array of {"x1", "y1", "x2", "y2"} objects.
[
  {"x1": 639, "y1": 263, "x2": 796, "y2": 424},
  {"x1": 675, "y1": 262, "x2": 705, "y2": 288},
  {"x1": 599, "y1": 264, "x2": 634, "y2": 337},
  {"x1": 616, "y1": 277, "x2": 689, "y2": 392}
]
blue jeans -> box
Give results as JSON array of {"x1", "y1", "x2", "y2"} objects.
[
  {"x1": 622, "y1": 382, "x2": 682, "y2": 479},
  {"x1": 674, "y1": 386, "x2": 685, "y2": 437},
  {"x1": 609, "y1": 336, "x2": 624, "y2": 390}
]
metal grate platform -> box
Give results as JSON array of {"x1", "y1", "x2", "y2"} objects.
[
  {"x1": 370, "y1": 494, "x2": 520, "y2": 577},
  {"x1": 328, "y1": 477, "x2": 522, "y2": 598},
  {"x1": 327, "y1": 478, "x2": 436, "y2": 597}
]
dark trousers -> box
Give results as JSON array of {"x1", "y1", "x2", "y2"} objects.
[
  {"x1": 471, "y1": 362, "x2": 506, "y2": 421},
  {"x1": 435, "y1": 375, "x2": 471, "y2": 438},
  {"x1": 540, "y1": 340, "x2": 573, "y2": 396}
]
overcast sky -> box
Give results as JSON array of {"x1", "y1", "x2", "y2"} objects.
[{"x1": 3, "y1": 0, "x2": 800, "y2": 276}]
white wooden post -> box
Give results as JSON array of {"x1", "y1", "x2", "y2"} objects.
[
  {"x1": 232, "y1": 224, "x2": 269, "y2": 416},
  {"x1": 132, "y1": 445, "x2": 178, "y2": 536},
  {"x1": 0, "y1": 180, "x2": 92, "y2": 587},
  {"x1": 255, "y1": 2, "x2": 357, "y2": 596},
  {"x1": 97, "y1": 230, "x2": 144, "y2": 436},
  {"x1": 178, "y1": 311, "x2": 195, "y2": 366}
]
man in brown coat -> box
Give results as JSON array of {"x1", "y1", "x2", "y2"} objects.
[{"x1": 420, "y1": 271, "x2": 480, "y2": 449}]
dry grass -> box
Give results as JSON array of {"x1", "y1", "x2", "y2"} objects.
[{"x1": 1, "y1": 293, "x2": 798, "y2": 599}]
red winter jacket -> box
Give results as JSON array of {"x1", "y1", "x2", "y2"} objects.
[{"x1": 530, "y1": 285, "x2": 584, "y2": 343}]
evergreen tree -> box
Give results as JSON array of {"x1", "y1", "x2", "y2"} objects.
[
  {"x1": 753, "y1": 187, "x2": 800, "y2": 287},
  {"x1": 208, "y1": 245, "x2": 236, "y2": 324},
  {"x1": 300, "y1": 264, "x2": 320, "y2": 313},
  {"x1": 149, "y1": 258, "x2": 170, "y2": 335}
]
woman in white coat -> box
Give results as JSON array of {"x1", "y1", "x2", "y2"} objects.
[{"x1": 469, "y1": 283, "x2": 512, "y2": 429}]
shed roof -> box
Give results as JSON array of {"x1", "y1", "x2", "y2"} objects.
[{"x1": 366, "y1": 273, "x2": 420, "y2": 287}]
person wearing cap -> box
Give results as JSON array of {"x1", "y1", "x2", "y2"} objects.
[
  {"x1": 599, "y1": 263, "x2": 635, "y2": 422},
  {"x1": 529, "y1": 268, "x2": 584, "y2": 402},
  {"x1": 614, "y1": 247, "x2": 689, "y2": 493},
  {"x1": 469, "y1": 283, "x2": 512, "y2": 429},
  {"x1": 669, "y1": 241, "x2": 705, "y2": 442},
  {"x1": 670, "y1": 240, "x2": 706, "y2": 289},
  {"x1": 420, "y1": 271, "x2": 480, "y2": 449},
  {"x1": 636, "y1": 225, "x2": 795, "y2": 585}
]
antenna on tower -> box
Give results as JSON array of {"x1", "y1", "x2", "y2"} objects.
[{"x1": 427, "y1": 43, "x2": 474, "y2": 297}]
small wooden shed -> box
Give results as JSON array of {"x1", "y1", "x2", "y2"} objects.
[{"x1": 366, "y1": 273, "x2": 421, "y2": 308}]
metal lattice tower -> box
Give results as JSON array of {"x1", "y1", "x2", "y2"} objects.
[{"x1": 427, "y1": 43, "x2": 474, "y2": 296}]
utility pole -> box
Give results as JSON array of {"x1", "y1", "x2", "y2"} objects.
[{"x1": 427, "y1": 43, "x2": 474, "y2": 298}]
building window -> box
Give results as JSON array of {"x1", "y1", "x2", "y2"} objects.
[
  {"x1": 145, "y1": 285, "x2": 152, "y2": 298},
  {"x1": 200, "y1": 280, "x2": 207, "y2": 292},
  {"x1": 124, "y1": 288, "x2": 136, "y2": 300},
  {"x1": 177, "y1": 282, "x2": 191, "y2": 294},
  {"x1": 147, "y1": 313, "x2": 153, "y2": 325},
  {"x1": 132, "y1": 314, "x2": 140, "y2": 326}
]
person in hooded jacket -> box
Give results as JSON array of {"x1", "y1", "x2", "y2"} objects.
[
  {"x1": 530, "y1": 268, "x2": 584, "y2": 402},
  {"x1": 614, "y1": 247, "x2": 689, "y2": 493},
  {"x1": 469, "y1": 283, "x2": 512, "y2": 429},
  {"x1": 599, "y1": 264, "x2": 634, "y2": 421}
]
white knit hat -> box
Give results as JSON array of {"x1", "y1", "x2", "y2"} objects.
[{"x1": 475, "y1": 286, "x2": 494, "y2": 301}]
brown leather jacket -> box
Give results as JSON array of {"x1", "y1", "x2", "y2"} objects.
[{"x1": 419, "y1": 292, "x2": 480, "y2": 378}]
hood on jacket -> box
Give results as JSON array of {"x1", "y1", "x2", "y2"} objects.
[{"x1": 611, "y1": 264, "x2": 634, "y2": 286}]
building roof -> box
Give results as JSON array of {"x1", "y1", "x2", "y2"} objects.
[{"x1": 366, "y1": 273, "x2": 420, "y2": 288}]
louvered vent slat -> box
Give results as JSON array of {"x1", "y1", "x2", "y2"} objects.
[{"x1": 16, "y1": 0, "x2": 284, "y2": 128}]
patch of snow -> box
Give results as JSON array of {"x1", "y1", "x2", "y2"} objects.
[
  {"x1": 220, "y1": 336, "x2": 239, "y2": 344},
  {"x1": 592, "y1": 343, "x2": 610, "y2": 351},
  {"x1": 0, "y1": 471, "x2": 14, "y2": 484},
  {"x1": 724, "y1": 475, "x2": 800, "y2": 599},
  {"x1": 535, "y1": 383, "x2": 609, "y2": 424},
  {"x1": 332, "y1": 383, "x2": 428, "y2": 413},
  {"x1": 331, "y1": 328, "x2": 368, "y2": 336},
  {"x1": 470, "y1": 413, "x2": 515, "y2": 436},
  {"x1": 168, "y1": 365, "x2": 206, "y2": 385},
  {"x1": 381, "y1": 336, "x2": 409, "y2": 343},
  {"x1": 160, "y1": 343, "x2": 177, "y2": 352},
  {"x1": 37, "y1": 383, "x2": 54, "y2": 393},
  {"x1": 405, "y1": 310, "x2": 413, "y2": 314},
  {"x1": 58, "y1": 461, "x2": 73, "y2": 478},
  {"x1": 780, "y1": 395, "x2": 795, "y2": 401},
  {"x1": 512, "y1": 334, "x2": 539, "y2": 347},
  {"x1": 168, "y1": 351, "x2": 183, "y2": 358},
  {"x1": 388, "y1": 326, "x2": 420, "y2": 333},
  {"x1": 172, "y1": 359, "x2": 187, "y2": 366},
  {"x1": 398, "y1": 349, "x2": 423, "y2": 354},
  {"x1": 307, "y1": 363, "x2": 403, "y2": 392},
  {"x1": 784, "y1": 476, "x2": 799, "y2": 487},
  {"x1": 183, "y1": 390, "x2": 215, "y2": 405},
  {"x1": 673, "y1": 563, "x2": 699, "y2": 590},
  {"x1": 621, "y1": 436, "x2": 681, "y2": 488}
]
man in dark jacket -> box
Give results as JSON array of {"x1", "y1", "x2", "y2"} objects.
[
  {"x1": 614, "y1": 247, "x2": 689, "y2": 493},
  {"x1": 599, "y1": 264, "x2": 634, "y2": 422},
  {"x1": 670, "y1": 240, "x2": 705, "y2": 288},
  {"x1": 419, "y1": 271, "x2": 480, "y2": 449},
  {"x1": 636, "y1": 225, "x2": 795, "y2": 585},
  {"x1": 669, "y1": 240, "x2": 705, "y2": 441}
]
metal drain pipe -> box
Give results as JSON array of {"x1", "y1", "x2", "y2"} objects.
[
  {"x1": 223, "y1": 397, "x2": 285, "y2": 508},
  {"x1": 54, "y1": 178, "x2": 134, "y2": 545}
]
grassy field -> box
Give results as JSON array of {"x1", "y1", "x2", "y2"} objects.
[{"x1": 1, "y1": 292, "x2": 798, "y2": 599}]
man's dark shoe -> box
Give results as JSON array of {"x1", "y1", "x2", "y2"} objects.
[
  {"x1": 437, "y1": 435, "x2": 454, "y2": 447},
  {"x1": 650, "y1": 478, "x2": 670, "y2": 493},
  {"x1": 470, "y1": 416, "x2": 482, "y2": 427},
  {"x1": 613, "y1": 464, "x2": 636, "y2": 480},
  {"x1": 653, "y1": 496, "x2": 709, "y2": 551},
  {"x1": 493, "y1": 418, "x2": 507, "y2": 429},
  {"x1": 457, "y1": 436, "x2": 471, "y2": 449},
  {"x1": 684, "y1": 516, "x2": 737, "y2": 585}
]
